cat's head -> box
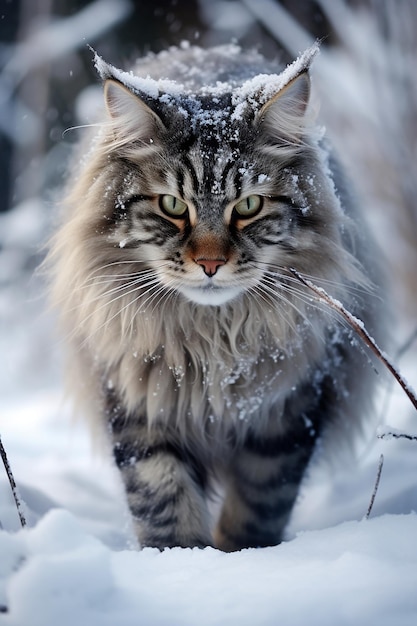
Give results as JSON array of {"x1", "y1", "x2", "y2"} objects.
[{"x1": 85, "y1": 45, "x2": 349, "y2": 308}]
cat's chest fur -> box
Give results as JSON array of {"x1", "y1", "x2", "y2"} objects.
[{"x1": 99, "y1": 297, "x2": 327, "y2": 438}]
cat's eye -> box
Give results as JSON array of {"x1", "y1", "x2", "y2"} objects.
[
  {"x1": 233, "y1": 195, "x2": 263, "y2": 219},
  {"x1": 159, "y1": 194, "x2": 188, "y2": 218}
]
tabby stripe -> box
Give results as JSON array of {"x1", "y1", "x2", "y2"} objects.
[
  {"x1": 123, "y1": 194, "x2": 153, "y2": 207},
  {"x1": 233, "y1": 170, "x2": 243, "y2": 197},
  {"x1": 118, "y1": 443, "x2": 208, "y2": 492},
  {"x1": 142, "y1": 213, "x2": 181, "y2": 234},
  {"x1": 256, "y1": 238, "x2": 295, "y2": 248},
  {"x1": 176, "y1": 167, "x2": 185, "y2": 199},
  {"x1": 269, "y1": 195, "x2": 294, "y2": 206},
  {"x1": 113, "y1": 441, "x2": 183, "y2": 468},
  {"x1": 243, "y1": 428, "x2": 317, "y2": 457},
  {"x1": 105, "y1": 389, "x2": 146, "y2": 433},
  {"x1": 220, "y1": 161, "x2": 235, "y2": 193},
  {"x1": 147, "y1": 514, "x2": 179, "y2": 529},
  {"x1": 129, "y1": 489, "x2": 183, "y2": 519},
  {"x1": 182, "y1": 155, "x2": 200, "y2": 191},
  {"x1": 234, "y1": 463, "x2": 301, "y2": 492},
  {"x1": 278, "y1": 241, "x2": 297, "y2": 252},
  {"x1": 236, "y1": 486, "x2": 298, "y2": 520},
  {"x1": 109, "y1": 415, "x2": 146, "y2": 435}
]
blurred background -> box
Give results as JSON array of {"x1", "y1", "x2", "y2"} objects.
[{"x1": 0, "y1": 0, "x2": 416, "y2": 400}]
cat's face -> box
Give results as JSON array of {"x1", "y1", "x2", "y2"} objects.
[
  {"x1": 105, "y1": 153, "x2": 317, "y2": 307},
  {"x1": 91, "y1": 57, "x2": 342, "y2": 310}
]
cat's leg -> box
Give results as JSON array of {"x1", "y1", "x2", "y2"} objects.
[
  {"x1": 108, "y1": 399, "x2": 212, "y2": 549},
  {"x1": 214, "y1": 416, "x2": 319, "y2": 551}
]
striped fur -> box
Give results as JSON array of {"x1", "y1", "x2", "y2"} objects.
[{"x1": 49, "y1": 45, "x2": 384, "y2": 551}]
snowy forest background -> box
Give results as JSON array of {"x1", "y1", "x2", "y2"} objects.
[{"x1": 1, "y1": 1, "x2": 417, "y2": 625}]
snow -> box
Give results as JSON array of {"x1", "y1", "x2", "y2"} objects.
[
  {"x1": 94, "y1": 42, "x2": 319, "y2": 126},
  {"x1": 231, "y1": 41, "x2": 319, "y2": 120},
  {"x1": 1, "y1": 509, "x2": 417, "y2": 626},
  {"x1": 94, "y1": 52, "x2": 184, "y2": 99}
]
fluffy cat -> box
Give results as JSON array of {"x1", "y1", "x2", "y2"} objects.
[{"x1": 49, "y1": 43, "x2": 383, "y2": 551}]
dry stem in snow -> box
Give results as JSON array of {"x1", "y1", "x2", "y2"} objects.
[
  {"x1": 366, "y1": 454, "x2": 385, "y2": 520},
  {"x1": 0, "y1": 435, "x2": 26, "y2": 529},
  {"x1": 288, "y1": 267, "x2": 417, "y2": 412}
]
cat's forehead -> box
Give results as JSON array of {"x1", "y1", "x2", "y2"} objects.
[
  {"x1": 178, "y1": 94, "x2": 242, "y2": 148},
  {"x1": 172, "y1": 102, "x2": 250, "y2": 194},
  {"x1": 155, "y1": 93, "x2": 247, "y2": 184}
]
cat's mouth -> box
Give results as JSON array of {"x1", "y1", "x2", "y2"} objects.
[{"x1": 178, "y1": 283, "x2": 242, "y2": 306}]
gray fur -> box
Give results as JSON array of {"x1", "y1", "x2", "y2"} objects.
[{"x1": 49, "y1": 44, "x2": 384, "y2": 550}]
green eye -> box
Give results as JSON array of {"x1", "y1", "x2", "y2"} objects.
[
  {"x1": 159, "y1": 194, "x2": 188, "y2": 217},
  {"x1": 234, "y1": 195, "x2": 263, "y2": 218}
]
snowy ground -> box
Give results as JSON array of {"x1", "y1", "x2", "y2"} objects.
[{"x1": 1, "y1": 199, "x2": 417, "y2": 625}]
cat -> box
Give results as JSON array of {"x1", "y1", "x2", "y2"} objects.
[{"x1": 49, "y1": 42, "x2": 384, "y2": 551}]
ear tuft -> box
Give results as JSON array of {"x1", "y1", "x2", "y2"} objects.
[
  {"x1": 259, "y1": 69, "x2": 311, "y2": 120},
  {"x1": 103, "y1": 79, "x2": 165, "y2": 145},
  {"x1": 256, "y1": 70, "x2": 313, "y2": 147}
]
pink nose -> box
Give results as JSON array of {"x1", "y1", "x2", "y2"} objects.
[{"x1": 194, "y1": 258, "x2": 226, "y2": 277}]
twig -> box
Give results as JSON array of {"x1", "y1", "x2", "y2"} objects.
[
  {"x1": 378, "y1": 327, "x2": 417, "y2": 425},
  {"x1": 378, "y1": 430, "x2": 417, "y2": 442},
  {"x1": 366, "y1": 454, "x2": 384, "y2": 519},
  {"x1": 0, "y1": 435, "x2": 26, "y2": 528},
  {"x1": 288, "y1": 267, "x2": 417, "y2": 412}
]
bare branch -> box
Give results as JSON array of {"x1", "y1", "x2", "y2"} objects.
[
  {"x1": 0, "y1": 436, "x2": 26, "y2": 528},
  {"x1": 288, "y1": 267, "x2": 417, "y2": 412},
  {"x1": 377, "y1": 429, "x2": 417, "y2": 442},
  {"x1": 366, "y1": 454, "x2": 384, "y2": 519}
]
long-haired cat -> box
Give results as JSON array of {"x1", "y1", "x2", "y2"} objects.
[{"x1": 49, "y1": 43, "x2": 383, "y2": 551}]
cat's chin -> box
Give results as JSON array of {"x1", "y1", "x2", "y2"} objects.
[{"x1": 179, "y1": 285, "x2": 242, "y2": 306}]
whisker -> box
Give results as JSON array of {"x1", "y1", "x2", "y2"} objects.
[
  {"x1": 259, "y1": 272, "x2": 319, "y2": 308},
  {"x1": 80, "y1": 262, "x2": 169, "y2": 289},
  {"x1": 253, "y1": 260, "x2": 371, "y2": 298},
  {"x1": 125, "y1": 278, "x2": 180, "y2": 338},
  {"x1": 63, "y1": 275, "x2": 161, "y2": 316},
  {"x1": 85, "y1": 274, "x2": 159, "y2": 301},
  {"x1": 138, "y1": 278, "x2": 179, "y2": 314},
  {"x1": 256, "y1": 280, "x2": 314, "y2": 327},
  {"x1": 259, "y1": 268, "x2": 343, "y2": 309},
  {"x1": 55, "y1": 262, "x2": 173, "y2": 310},
  {"x1": 73, "y1": 277, "x2": 161, "y2": 344},
  {"x1": 77, "y1": 257, "x2": 169, "y2": 282},
  {"x1": 78, "y1": 287, "x2": 149, "y2": 348},
  {"x1": 248, "y1": 283, "x2": 301, "y2": 334},
  {"x1": 62, "y1": 122, "x2": 105, "y2": 137}
]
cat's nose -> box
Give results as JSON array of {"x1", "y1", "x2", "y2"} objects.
[{"x1": 194, "y1": 257, "x2": 226, "y2": 277}]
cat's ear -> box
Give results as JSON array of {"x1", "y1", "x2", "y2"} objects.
[
  {"x1": 256, "y1": 70, "x2": 311, "y2": 146},
  {"x1": 104, "y1": 79, "x2": 166, "y2": 143},
  {"x1": 253, "y1": 42, "x2": 319, "y2": 146},
  {"x1": 259, "y1": 69, "x2": 310, "y2": 121}
]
